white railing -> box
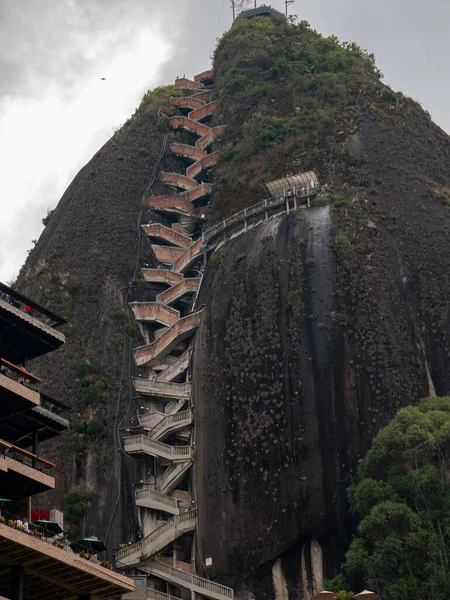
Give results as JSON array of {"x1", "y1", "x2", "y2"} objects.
[
  {"x1": 147, "y1": 589, "x2": 182, "y2": 600},
  {"x1": 147, "y1": 560, "x2": 234, "y2": 600},
  {"x1": 115, "y1": 510, "x2": 197, "y2": 564},
  {"x1": 134, "y1": 379, "x2": 191, "y2": 398},
  {"x1": 164, "y1": 399, "x2": 186, "y2": 415},
  {"x1": 135, "y1": 488, "x2": 178, "y2": 512},
  {"x1": 158, "y1": 349, "x2": 192, "y2": 382},
  {"x1": 123, "y1": 434, "x2": 192, "y2": 461},
  {"x1": 160, "y1": 461, "x2": 192, "y2": 495},
  {"x1": 147, "y1": 409, "x2": 192, "y2": 440}
]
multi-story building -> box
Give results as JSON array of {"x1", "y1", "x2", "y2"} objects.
[{"x1": 0, "y1": 282, "x2": 134, "y2": 600}]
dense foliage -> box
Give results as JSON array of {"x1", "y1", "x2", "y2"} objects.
[
  {"x1": 211, "y1": 16, "x2": 382, "y2": 213},
  {"x1": 338, "y1": 397, "x2": 450, "y2": 599}
]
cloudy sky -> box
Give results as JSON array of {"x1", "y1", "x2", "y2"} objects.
[{"x1": 1, "y1": 0, "x2": 449, "y2": 282}]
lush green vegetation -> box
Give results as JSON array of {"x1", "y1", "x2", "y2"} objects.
[
  {"x1": 71, "y1": 363, "x2": 108, "y2": 459},
  {"x1": 211, "y1": 16, "x2": 382, "y2": 213},
  {"x1": 123, "y1": 84, "x2": 186, "y2": 129},
  {"x1": 332, "y1": 397, "x2": 450, "y2": 599},
  {"x1": 63, "y1": 486, "x2": 94, "y2": 538}
]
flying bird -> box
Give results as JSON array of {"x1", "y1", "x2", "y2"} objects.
[{"x1": 101, "y1": 77, "x2": 106, "y2": 80}]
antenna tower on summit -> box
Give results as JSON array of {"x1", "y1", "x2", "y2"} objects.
[
  {"x1": 230, "y1": 0, "x2": 256, "y2": 20},
  {"x1": 285, "y1": 0, "x2": 295, "y2": 17}
]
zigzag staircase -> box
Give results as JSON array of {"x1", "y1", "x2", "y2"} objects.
[
  {"x1": 118, "y1": 67, "x2": 319, "y2": 600},
  {"x1": 118, "y1": 70, "x2": 233, "y2": 600}
]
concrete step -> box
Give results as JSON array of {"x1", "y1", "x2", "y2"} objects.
[
  {"x1": 173, "y1": 239, "x2": 204, "y2": 273},
  {"x1": 161, "y1": 172, "x2": 198, "y2": 192},
  {"x1": 152, "y1": 245, "x2": 185, "y2": 267},
  {"x1": 134, "y1": 312, "x2": 202, "y2": 368},
  {"x1": 180, "y1": 183, "x2": 212, "y2": 203},
  {"x1": 139, "y1": 409, "x2": 193, "y2": 442},
  {"x1": 186, "y1": 152, "x2": 218, "y2": 180},
  {"x1": 147, "y1": 196, "x2": 203, "y2": 220},
  {"x1": 141, "y1": 269, "x2": 183, "y2": 286},
  {"x1": 188, "y1": 101, "x2": 218, "y2": 123},
  {"x1": 195, "y1": 126, "x2": 226, "y2": 150},
  {"x1": 142, "y1": 560, "x2": 234, "y2": 600},
  {"x1": 164, "y1": 399, "x2": 187, "y2": 416},
  {"x1": 168, "y1": 117, "x2": 210, "y2": 138},
  {"x1": 156, "y1": 278, "x2": 200, "y2": 305},
  {"x1": 160, "y1": 461, "x2": 192, "y2": 495},
  {"x1": 194, "y1": 69, "x2": 214, "y2": 83},
  {"x1": 130, "y1": 303, "x2": 180, "y2": 327},
  {"x1": 170, "y1": 96, "x2": 205, "y2": 110},
  {"x1": 115, "y1": 509, "x2": 197, "y2": 566},
  {"x1": 157, "y1": 349, "x2": 192, "y2": 382},
  {"x1": 143, "y1": 224, "x2": 191, "y2": 248},
  {"x1": 175, "y1": 78, "x2": 203, "y2": 90},
  {"x1": 170, "y1": 143, "x2": 206, "y2": 162},
  {"x1": 123, "y1": 434, "x2": 192, "y2": 462},
  {"x1": 147, "y1": 588, "x2": 183, "y2": 600},
  {"x1": 135, "y1": 488, "x2": 179, "y2": 515},
  {"x1": 133, "y1": 379, "x2": 190, "y2": 400}
]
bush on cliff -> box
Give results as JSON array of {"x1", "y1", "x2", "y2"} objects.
[
  {"x1": 211, "y1": 15, "x2": 383, "y2": 213},
  {"x1": 342, "y1": 397, "x2": 450, "y2": 599}
]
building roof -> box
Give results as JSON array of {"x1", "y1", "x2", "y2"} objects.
[
  {"x1": 236, "y1": 5, "x2": 284, "y2": 20},
  {"x1": 264, "y1": 171, "x2": 319, "y2": 197},
  {"x1": 0, "y1": 522, "x2": 134, "y2": 599}
]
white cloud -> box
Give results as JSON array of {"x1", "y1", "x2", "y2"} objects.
[{"x1": 0, "y1": 25, "x2": 171, "y2": 281}]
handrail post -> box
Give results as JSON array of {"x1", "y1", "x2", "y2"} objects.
[
  {"x1": 293, "y1": 186, "x2": 297, "y2": 210},
  {"x1": 265, "y1": 199, "x2": 268, "y2": 221}
]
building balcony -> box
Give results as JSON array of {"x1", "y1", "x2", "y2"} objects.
[
  {"x1": 0, "y1": 441, "x2": 55, "y2": 499},
  {"x1": 0, "y1": 360, "x2": 40, "y2": 418},
  {"x1": 0, "y1": 521, "x2": 133, "y2": 600},
  {"x1": 0, "y1": 284, "x2": 66, "y2": 363}
]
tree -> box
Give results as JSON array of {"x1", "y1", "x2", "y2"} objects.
[{"x1": 342, "y1": 397, "x2": 450, "y2": 600}]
